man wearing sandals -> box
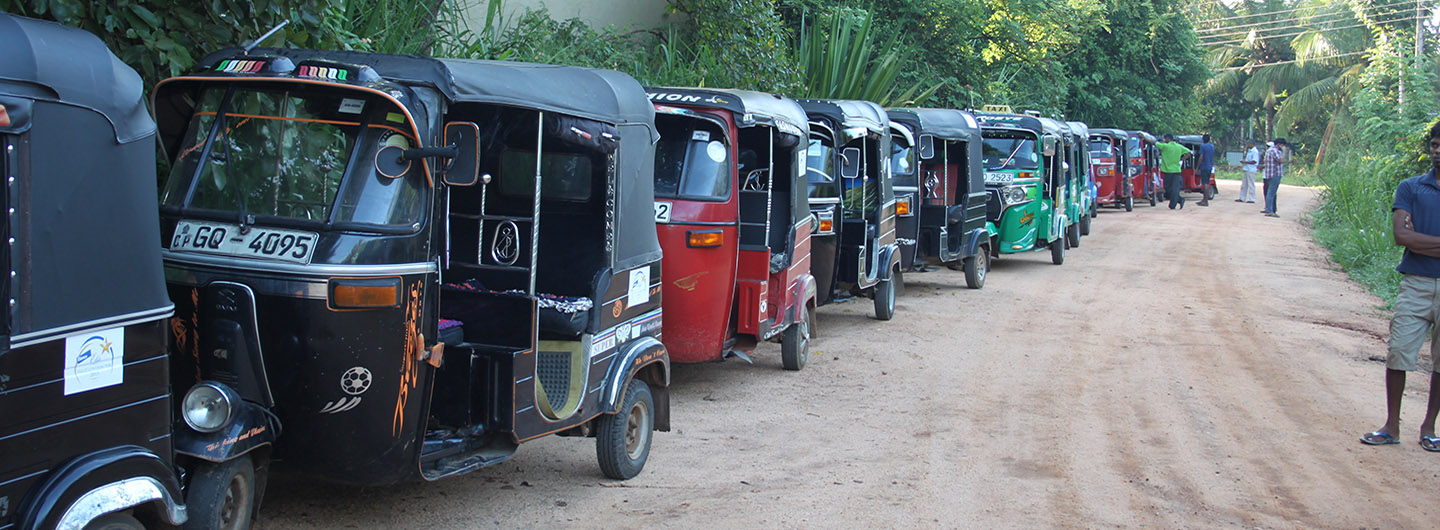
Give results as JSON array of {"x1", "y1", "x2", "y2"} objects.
[{"x1": 1362, "y1": 121, "x2": 1440, "y2": 451}]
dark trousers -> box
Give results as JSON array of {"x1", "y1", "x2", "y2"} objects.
[{"x1": 1163, "y1": 172, "x2": 1183, "y2": 208}]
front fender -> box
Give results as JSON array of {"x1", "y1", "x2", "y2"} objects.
[
  {"x1": 878, "y1": 243, "x2": 902, "y2": 278},
  {"x1": 17, "y1": 446, "x2": 186, "y2": 530},
  {"x1": 601, "y1": 336, "x2": 670, "y2": 410},
  {"x1": 174, "y1": 398, "x2": 276, "y2": 463},
  {"x1": 963, "y1": 228, "x2": 988, "y2": 257}
]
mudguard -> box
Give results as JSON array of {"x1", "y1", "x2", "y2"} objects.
[
  {"x1": 17, "y1": 446, "x2": 186, "y2": 530},
  {"x1": 791, "y1": 273, "x2": 817, "y2": 323},
  {"x1": 174, "y1": 397, "x2": 275, "y2": 463},
  {"x1": 878, "y1": 243, "x2": 902, "y2": 279},
  {"x1": 600, "y1": 336, "x2": 671, "y2": 431},
  {"x1": 962, "y1": 227, "x2": 989, "y2": 258},
  {"x1": 985, "y1": 221, "x2": 997, "y2": 238}
]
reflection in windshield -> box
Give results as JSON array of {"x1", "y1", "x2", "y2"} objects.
[
  {"x1": 1089, "y1": 139, "x2": 1113, "y2": 158},
  {"x1": 806, "y1": 139, "x2": 837, "y2": 199},
  {"x1": 654, "y1": 120, "x2": 730, "y2": 201},
  {"x1": 161, "y1": 86, "x2": 424, "y2": 227},
  {"x1": 890, "y1": 142, "x2": 917, "y2": 187},
  {"x1": 982, "y1": 136, "x2": 1039, "y2": 170},
  {"x1": 1127, "y1": 137, "x2": 1143, "y2": 158}
]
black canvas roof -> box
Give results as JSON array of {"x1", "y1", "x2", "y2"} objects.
[
  {"x1": 1175, "y1": 134, "x2": 1204, "y2": 146},
  {"x1": 646, "y1": 87, "x2": 809, "y2": 138},
  {"x1": 797, "y1": 99, "x2": 888, "y2": 134},
  {"x1": 1065, "y1": 121, "x2": 1090, "y2": 140},
  {"x1": 1090, "y1": 128, "x2": 1130, "y2": 139},
  {"x1": 975, "y1": 112, "x2": 1051, "y2": 135},
  {"x1": 887, "y1": 108, "x2": 981, "y2": 142},
  {"x1": 0, "y1": 13, "x2": 155, "y2": 143}
]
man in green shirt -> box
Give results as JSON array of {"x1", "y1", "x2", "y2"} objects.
[{"x1": 1156, "y1": 133, "x2": 1193, "y2": 209}]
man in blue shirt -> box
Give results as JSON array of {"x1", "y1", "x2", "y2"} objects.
[
  {"x1": 1196, "y1": 134, "x2": 1215, "y2": 206},
  {"x1": 1363, "y1": 121, "x2": 1440, "y2": 451}
]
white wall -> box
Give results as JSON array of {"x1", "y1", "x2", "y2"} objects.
[{"x1": 461, "y1": 0, "x2": 676, "y2": 31}]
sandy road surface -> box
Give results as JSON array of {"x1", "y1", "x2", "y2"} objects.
[{"x1": 259, "y1": 181, "x2": 1439, "y2": 529}]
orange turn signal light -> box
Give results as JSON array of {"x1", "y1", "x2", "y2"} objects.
[
  {"x1": 1018, "y1": 172, "x2": 1034, "y2": 179},
  {"x1": 819, "y1": 218, "x2": 834, "y2": 233},
  {"x1": 896, "y1": 198, "x2": 911, "y2": 216},
  {"x1": 687, "y1": 230, "x2": 724, "y2": 248},
  {"x1": 329, "y1": 277, "x2": 402, "y2": 309}
]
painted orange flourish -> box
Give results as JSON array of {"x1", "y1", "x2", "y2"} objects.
[{"x1": 393, "y1": 283, "x2": 422, "y2": 437}]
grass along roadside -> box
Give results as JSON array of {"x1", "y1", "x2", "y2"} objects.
[{"x1": 1213, "y1": 167, "x2": 1324, "y2": 188}]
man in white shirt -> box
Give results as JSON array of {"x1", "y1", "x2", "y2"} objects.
[{"x1": 1236, "y1": 138, "x2": 1260, "y2": 203}]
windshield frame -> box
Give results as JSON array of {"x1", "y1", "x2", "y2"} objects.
[
  {"x1": 157, "y1": 82, "x2": 429, "y2": 236},
  {"x1": 981, "y1": 131, "x2": 1041, "y2": 171},
  {"x1": 653, "y1": 112, "x2": 733, "y2": 203}
]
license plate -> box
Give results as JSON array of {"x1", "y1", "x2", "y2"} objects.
[
  {"x1": 984, "y1": 172, "x2": 1013, "y2": 185},
  {"x1": 170, "y1": 220, "x2": 318, "y2": 264},
  {"x1": 654, "y1": 201, "x2": 672, "y2": 223}
]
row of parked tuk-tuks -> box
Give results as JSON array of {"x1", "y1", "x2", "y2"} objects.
[{"x1": 0, "y1": 14, "x2": 1212, "y2": 530}]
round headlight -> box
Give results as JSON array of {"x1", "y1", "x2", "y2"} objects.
[
  {"x1": 182, "y1": 383, "x2": 233, "y2": 433},
  {"x1": 1005, "y1": 187, "x2": 1028, "y2": 204}
]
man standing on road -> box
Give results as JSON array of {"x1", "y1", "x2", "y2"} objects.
[
  {"x1": 1156, "y1": 133, "x2": 1192, "y2": 210},
  {"x1": 1238, "y1": 138, "x2": 1260, "y2": 203},
  {"x1": 1196, "y1": 134, "x2": 1215, "y2": 206},
  {"x1": 1362, "y1": 121, "x2": 1440, "y2": 452},
  {"x1": 1261, "y1": 139, "x2": 1287, "y2": 217}
]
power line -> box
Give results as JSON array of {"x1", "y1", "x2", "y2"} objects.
[
  {"x1": 1192, "y1": 0, "x2": 1416, "y2": 26},
  {"x1": 1215, "y1": 50, "x2": 1372, "y2": 71},
  {"x1": 1200, "y1": 15, "x2": 1425, "y2": 46},
  {"x1": 1196, "y1": 2, "x2": 1420, "y2": 35}
]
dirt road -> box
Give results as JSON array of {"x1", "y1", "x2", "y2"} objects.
[{"x1": 258, "y1": 181, "x2": 1438, "y2": 529}]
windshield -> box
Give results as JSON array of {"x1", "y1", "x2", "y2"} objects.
[
  {"x1": 1089, "y1": 139, "x2": 1113, "y2": 158},
  {"x1": 890, "y1": 141, "x2": 917, "y2": 187},
  {"x1": 1127, "y1": 137, "x2": 1143, "y2": 159},
  {"x1": 160, "y1": 86, "x2": 425, "y2": 228},
  {"x1": 654, "y1": 119, "x2": 730, "y2": 201},
  {"x1": 806, "y1": 138, "x2": 838, "y2": 199},
  {"x1": 982, "y1": 135, "x2": 1039, "y2": 170}
]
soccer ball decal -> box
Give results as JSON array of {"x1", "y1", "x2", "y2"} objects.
[{"x1": 340, "y1": 367, "x2": 372, "y2": 395}]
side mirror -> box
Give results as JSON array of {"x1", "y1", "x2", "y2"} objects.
[
  {"x1": 839, "y1": 147, "x2": 862, "y2": 179},
  {"x1": 918, "y1": 134, "x2": 936, "y2": 160},
  {"x1": 1042, "y1": 136, "x2": 1057, "y2": 157},
  {"x1": 442, "y1": 121, "x2": 482, "y2": 186}
]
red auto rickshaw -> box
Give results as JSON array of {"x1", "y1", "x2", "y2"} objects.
[
  {"x1": 1089, "y1": 128, "x2": 1132, "y2": 211},
  {"x1": 1127, "y1": 131, "x2": 1161, "y2": 207},
  {"x1": 1176, "y1": 134, "x2": 1216, "y2": 200},
  {"x1": 647, "y1": 88, "x2": 817, "y2": 370}
]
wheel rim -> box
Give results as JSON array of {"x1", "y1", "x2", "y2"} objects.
[
  {"x1": 219, "y1": 470, "x2": 252, "y2": 530},
  {"x1": 798, "y1": 320, "x2": 809, "y2": 364},
  {"x1": 623, "y1": 398, "x2": 652, "y2": 461},
  {"x1": 977, "y1": 253, "x2": 987, "y2": 282}
]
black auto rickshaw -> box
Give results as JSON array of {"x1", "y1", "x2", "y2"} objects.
[
  {"x1": 153, "y1": 48, "x2": 671, "y2": 524},
  {"x1": 886, "y1": 108, "x2": 990, "y2": 289},
  {"x1": 0, "y1": 13, "x2": 187, "y2": 529},
  {"x1": 797, "y1": 99, "x2": 901, "y2": 320}
]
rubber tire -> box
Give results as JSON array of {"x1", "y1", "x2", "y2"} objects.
[
  {"x1": 1125, "y1": 195, "x2": 1134, "y2": 212},
  {"x1": 1066, "y1": 223, "x2": 1080, "y2": 248},
  {"x1": 85, "y1": 513, "x2": 145, "y2": 530},
  {"x1": 781, "y1": 309, "x2": 810, "y2": 371},
  {"x1": 893, "y1": 268, "x2": 905, "y2": 298},
  {"x1": 597, "y1": 379, "x2": 654, "y2": 480},
  {"x1": 873, "y1": 266, "x2": 897, "y2": 321},
  {"x1": 1080, "y1": 212, "x2": 1091, "y2": 236},
  {"x1": 1050, "y1": 238, "x2": 1065, "y2": 265},
  {"x1": 1208, "y1": 183, "x2": 1218, "y2": 200},
  {"x1": 1148, "y1": 190, "x2": 1157, "y2": 207},
  {"x1": 963, "y1": 249, "x2": 988, "y2": 289},
  {"x1": 1090, "y1": 203, "x2": 1098, "y2": 219},
  {"x1": 183, "y1": 454, "x2": 256, "y2": 530}
]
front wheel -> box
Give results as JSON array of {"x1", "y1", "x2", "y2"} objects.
[
  {"x1": 873, "y1": 267, "x2": 897, "y2": 321},
  {"x1": 1050, "y1": 238, "x2": 1065, "y2": 265},
  {"x1": 183, "y1": 454, "x2": 257, "y2": 530},
  {"x1": 1148, "y1": 190, "x2": 1157, "y2": 207},
  {"x1": 85, "y1": 513, "x2": 145, "y2": 530},
  {"x1": 1080, "y1": 212, "x2": 1092, "y2": 236},
  {"x1": 964, "y1": 249, "x2": 988, "y2": 289},
  {"x1": 1208, "y1": 183, "x2": 1218, "y2": 200},
  {"x1": 597, "y1": 379, "x2": 655, "y2": 479},
  {"x1": 1067, "y1": 223, "x2": 1081, "y2": 248},
  {"x1": 1090, "y1": 203, "x2": 1098, "y2": 219},
  {"x1": 781, "y1": 309, "x2": 810, "y2": 371},
  {"x1": 1125, "y1": 195, "x2": 1134, "y2": 212}
]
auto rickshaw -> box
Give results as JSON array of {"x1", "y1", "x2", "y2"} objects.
[
  {"x1": 1063, "y1": 121, "x2": 1094, "y2": 238},
  {"x1": 1176, "y1": 134, "x2": 1217, "y2": 200},
  {"x1": 645, "y1": 88, "x2": 817, "y2": 370},
  {"x1": 1088, "y1": 128, "x2": 1132, "y2": 211},
  {"x1": 1127, "y1": 131, "x2": 1162, "y2": 207},
  {"x1": 0, "y1": 13, "x2": 187, "y2": 529},
  {"x1": 976, "y1": 112, "x2": 1068, "y2": 265},
  {"x1": 153, "y1": 48, "x2": 672, "y2": 522},
  {"x1": 797, "y1": 99, "x2": 902, "y2": 320},
  {"x1": 887, "y1": 108, "x2": 990, "y2": 288}
]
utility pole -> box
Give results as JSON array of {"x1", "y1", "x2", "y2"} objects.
[{"x1": 1418, "y1": 0, "x2": 1426, "y2": 64}]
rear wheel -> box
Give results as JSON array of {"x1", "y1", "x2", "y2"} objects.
[
  {"x1": 183, "y1": 454, "x2": 256, "y2": 530},
  {"x1": 1208, "y1": 183, "x2": 1218, "y2": 200},
  {"x1": 1050, "y1": 238, "x2": 1065, "y2": 265},
  {"x1": 1080, "y1": 212, "x2": 1092, "y2": 236},
  {"x1": 1090, "y1": 203, "x2": 1098, "y2": 219},
  {"x1": 1066, "y1": 223, "x2": 1081, "y2": 248},
  {"x1": 873, "y1": 266, "x2": 897, "y2": 321},
  {"x1": 964, "y1": 248, "x2": 988, "y2": 289},
  {"x1": 597, "y1": 379, "x2": 654, "y2": 479},
  {"x1": 1125, "y1": 195, "x2": 1134, "y2": 212},
  {"x1": 893, "y1": 268, "x2": 905, "y2": 297},
  {"x1": 1148, "y1": 189, "x2": 1157, "y2": 207},
  {"x1": 781, "y1": 310, "x2": 810, "y2": 371},
  {"x1": 84, "y1": 513, "x2": 144, "y2": 530}
]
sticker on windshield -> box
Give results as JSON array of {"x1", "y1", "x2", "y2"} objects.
[
  {"x1": 691, "y1": 130, "x2": 710, "y2": 142},
  {"x1": 171, "y1": 220, "x2": 318, "y2": 265},
  {"x1": 984, "y1": 172, "x2": 1014, "y2": 185},
  {"x1": 706, "y1": 141, "x2": 726, "y2": 163},
  {"x1": 338, "y1": 98, "x2": 366, "y2": 114}
]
